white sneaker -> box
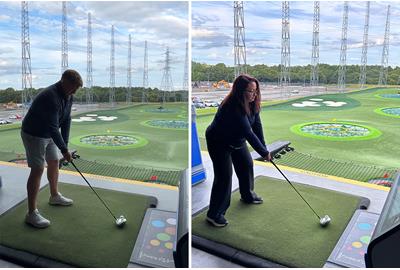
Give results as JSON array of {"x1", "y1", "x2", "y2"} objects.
[
  {"x1": 49, "y1": 192, "x2": 73, "y2": 206},
  {"x1": 25, "y1": 209, "x2": 50, "y2": 228}
]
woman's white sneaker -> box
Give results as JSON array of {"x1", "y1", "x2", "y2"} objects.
[
  {"x1": 25, "y1": 209, "x2": 50, "y2": 228},
  {"x1": 49, "y1": 192, "x2": 73, "y2": 206}
]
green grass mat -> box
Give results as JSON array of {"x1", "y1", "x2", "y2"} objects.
[
  {"x1": 0, "y1": 182, "x2": 156, "y2": 267},
  {"x1": 192, "y1": 176, "x2": 363, "y2": 268}
]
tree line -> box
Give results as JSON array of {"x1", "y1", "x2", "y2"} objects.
[
  {"x1": 0, "y1": 86, "x2": 188, "y2": 104},
  {"x1": 192, "y1": 61, "x2": 400, "y2": 85}
]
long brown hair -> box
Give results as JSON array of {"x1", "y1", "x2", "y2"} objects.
[{"x1": 221, "y1": 74, "x2": 261, "y2": 115}]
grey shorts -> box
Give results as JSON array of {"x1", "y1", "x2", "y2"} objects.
[{"x1": 21, "y1": 130, "x2": 60, "y2": 168}]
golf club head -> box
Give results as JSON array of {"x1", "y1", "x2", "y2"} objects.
[
  {"x1": 320, "y1": 215, "x2": 331, "y2": 227},
  {"x1": 115, "y1": 215, "x2": 127, "y2": 228}
]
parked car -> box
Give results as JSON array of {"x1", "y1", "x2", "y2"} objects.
[
  {"x1": 193, "y1": 101, "x2": 205, "y2": 109},
  {"x1": 0, "y1": 119, "x2": 12, "y2": 125},
  {"x1": 203, "y1": 100, "x2": 219, "y2": 107}
]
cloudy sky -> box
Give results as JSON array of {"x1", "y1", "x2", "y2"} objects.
[
  {"x1": 193, "y1": 1, "x2": 400, "y2": 68},
  {"x1": 0, "y1": 1, "x2": 188, "y2": 89}
]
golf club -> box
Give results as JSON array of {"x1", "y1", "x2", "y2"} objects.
[
  {"x1": 270, "y1": 159, "x2": 331, "y2": 227},
  {"x1": 70, "y1": 160, "x2": 127, "y2": 228}
]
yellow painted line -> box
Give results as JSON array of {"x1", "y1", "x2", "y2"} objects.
[
  {"x1": 0, "y1": 161, "x2": 28, "y2": 169},
  {"x1": 0, "y1": 160, "x2": 178, "y2": 191},
  {"x1": 200, "y1": 151, "x2": 389, "y2": 192}
]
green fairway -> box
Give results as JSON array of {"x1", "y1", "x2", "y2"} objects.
[
  {"x1": 195, "y1": 88, "x2": 399, "y2": 182},
  {"x1": 192, "y1": 176, "x2": 364, "y2": 268},
  {"x1": 0, "y1": 103, "x2": 188, "y2": 185},
  {"x1": 0, "y1": 182, "x2": 156, "y2": 267}
]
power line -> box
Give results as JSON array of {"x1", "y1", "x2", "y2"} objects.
[
  {"x1": 183, "y1": 41, "x2": 189, "y2": 92},
  {"x1": 359, "y1": 1, "x2": 370, "y2": 89},
  {"x1": 233, "y1": 1, "x2": 247, "y2": 79},
  {"x1": 378, "y1": 5, "x2": 390, "y2": 86},
  {"x1": 86, "y1": 12, "x2": 93, "y2": 104},
  {"x1": 109, "y1": 25, "x2": 115, "y2": 107},
  {"x1": 310, "y1": 1, "x2": 319, "y2": 88},
  {"x1": 338, "y1": 1, "x2": 348, "y2": 92},
  {"x1": 21, "y1": 1, "x2": 33, "y2": 113},
  {"x1": 280, "y1": 1, "x2": 290, "y2": 97},
  {"x1": 61, "y1": 1, "x2": 68, "y2": 73},
  {"x1": 160, "y1": 46, "x2": 174, "y2": 104},
  {"x1": 127, "y1": 34, "x2": 132, "y2": 104},
  {"x1": 142, "y1": 40, "x2": 148, "y2": 103}
]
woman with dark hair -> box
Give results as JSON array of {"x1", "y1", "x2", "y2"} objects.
[{"x1": 205, "y1": 74, "x2": 271, "y2": 227}]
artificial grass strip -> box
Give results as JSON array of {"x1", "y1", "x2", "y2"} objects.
[
  {"x1": 192, "y1": 176, "x2": 362, "y2": 268},
  {"x1": 0, "y1": 182, "x2": 157, "y2": 267}
]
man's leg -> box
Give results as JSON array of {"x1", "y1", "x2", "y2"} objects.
[
  {"x1": 46, "y1": 141, "x2": 73, "y2": 206},
  {"x1": 27, "y1": 167, "x2": 44, "y2": 213},
  {"x1": 21, "y1": 131, "x2": 51, "y2": 228},
  {"x1": 46, "y1": 160, "x2": 59, "y2": 197}
]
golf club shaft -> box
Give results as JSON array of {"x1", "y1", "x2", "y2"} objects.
[
  {"x1": 270, "y1": 160, "x2": 321, "y2": 220},
  {"x1": 70, "y1": 161, "x2": 117, "y2": 220}
]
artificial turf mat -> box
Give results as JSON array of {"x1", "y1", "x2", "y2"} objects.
[
  {"x1": 192, "y1": 176, "x2": 367, "y2": 268},
  {"x1": 0, "y1": 182, "x2": 157, "y2": 267}
]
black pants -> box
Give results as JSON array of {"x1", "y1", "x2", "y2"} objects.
[{"x1": 206, "y1": 137, "x2": 257, "y2": 219}]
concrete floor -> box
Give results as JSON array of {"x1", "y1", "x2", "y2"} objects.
[
  {"x1": 0, "y1": 162, "x2": 179, "y2": 267},
  {"x1": 191, "y1": 151, "x2": 389, "y2": 268}
]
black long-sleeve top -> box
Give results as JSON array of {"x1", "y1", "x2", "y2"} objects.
[
  {"x1": 22, "y1": 81, "x2": 72, "y2": 154},
  {"x1": 206, "y1": 102, "x2": 269, "y2": 157}
]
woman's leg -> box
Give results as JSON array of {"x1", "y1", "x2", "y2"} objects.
[
  {"x1": 206, "y1": 139, "x2": 233, "y2": 219},
  {"x1": 232, "y1": 145, "x2": 257, "y2": 201}
]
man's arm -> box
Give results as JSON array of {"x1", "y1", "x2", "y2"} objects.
[
  {"x1": 60, "y1": 115, "x2": 71, "y2": 146},
  {"x1": 47, "y1": 101, "x2": 68, "y2": 154}
]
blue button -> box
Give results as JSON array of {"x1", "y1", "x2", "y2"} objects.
[
  {"x1": 151, "y1": 220, "x2": 165, "y2": 228},
  {"x1": 358, "y1": 223, "x2": 372, "y2": 230}
]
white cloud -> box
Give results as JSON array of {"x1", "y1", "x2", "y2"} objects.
[
  {"x1": 0, "y1": 15, "x2": 10, "y2": 21},
  {"x1": 0, "y1": 1, "x2": 187, "y2": 89}
]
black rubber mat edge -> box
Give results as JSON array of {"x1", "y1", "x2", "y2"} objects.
[
  {"x1": 0, "y1": 245, "x2": 73, "y2": 268},
  {"x1": 192, "y1": 235, "x2": 286, "y2": 268}
]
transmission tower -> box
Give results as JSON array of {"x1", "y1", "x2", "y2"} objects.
[
  {"x1": 359, "y1": 2, "x2": 370, "y2": 89},
  {"x1": 183, "y1": 41, "x2": 189, "y2": 93},
  {"x1": 338, "y1": 1, "x2": 348, "y2": 92},
  {"x1": 21, "y1": 1, "x2": 33, "y2": 112},
  {"x1": 379, "y1": 5, "x2": 390, "y2": 86},
  {"x1": 127, "y1": 34, "x2": 132, "y2": 104},
  {"x1": 61, "y1": 1, "x2": 68, "y2": 73},
  {"x1": 86, "y1": 12, "x2": 93, "y2": 104},
  {"x1": 109, "y1": 25, "x2": 115, "y2": 107},
  {"x1": 310, "y1": 1, "x2": 320, "y2": 88},
  {"x1": 280, "y1": 1, "x2": 290, "y2": 97},
  {"x1": 234, "y1": 1, "x2": 247, "y2": 79},
  {"x1": 160, "y1": 47, "x2": 174, "y2": 104},
  {"x1": 142, "y1": 41, "x2": 148, "y2": 103}
]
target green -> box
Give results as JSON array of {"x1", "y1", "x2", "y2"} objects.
[
  {"x1": 290, "y1": 122, "x2": 382, "y2": 141},
  {"x1": 141, "y1": 119, "x2": 188, "y2": 130},
  {"x1": 70, "y1": 133, "x2": 148, "y2": 150},
  {"x1": 374, "y1": 107, "x2": 400, "y2": 118}
]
